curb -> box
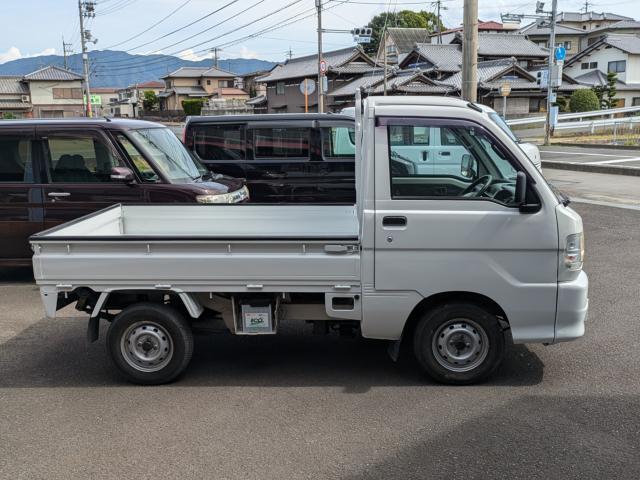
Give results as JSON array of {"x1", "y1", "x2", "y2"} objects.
[
  {"x1": 552, "y1": 142, "x2": 640, "y2": 151},
  {"x1": 542, "y1": 160, "x2": 640, "y2": 176}
]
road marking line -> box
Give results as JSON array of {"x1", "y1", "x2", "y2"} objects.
[
  {"x1": 541, "y1": 150, "x2": 635, "y2": 157},
  {"x1": 570, "y1": 197, "x2": 640, "y2": 211},
  {"x1": 587, "y1": 157, "x2": 640, "y2": 165}
]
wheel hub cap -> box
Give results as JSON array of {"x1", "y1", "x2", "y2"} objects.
[
  {"x1": 432, "y1": 319, "x2": 489, "y2": 373},
  {"x1": 121, "y1": 321, "x2": 174, "y2": 373}
]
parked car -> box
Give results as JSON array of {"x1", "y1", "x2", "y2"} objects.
[
  {"x1": 0, "y1": 118, "x2": 248, "y2": 266},
  {"x1": 184, "y1": 114, "x2": 357, "y2": 203}
]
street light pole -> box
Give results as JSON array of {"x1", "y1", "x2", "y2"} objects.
[{"x1": 544, "y1": 0, "x2": 558, "y2": 146}]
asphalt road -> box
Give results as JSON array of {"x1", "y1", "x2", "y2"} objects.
[
  {"x1": 540, "y1": 145, "x2": 640, "y2": 170},
  {"x1": 1, "y1": 202, "x2": 640, "y2": 479}
]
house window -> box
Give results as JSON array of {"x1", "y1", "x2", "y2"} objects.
[
  {"x1": 207, "y1": 79, "x2": 211, "y2": 85},
  {"x1": 632, "y1": 97, "x2": 640, "y2": 106},
  {"x1": 197, "y1": 79, "x2": 201, "y2": 85},
  {"x1": 608, "y1": 60, "x2": 626, "y2": 73},
  {"x1": 52, "y1": 87, "x2": 83, "y2": 99},
  {"x1": 557, "y1": 41, "x2": 572, "y2": 50},
  {"x1": 276, "y1": 81, "x2": 285, "y2": 95},
  {"x1": 581, "y1": 62, "x2": 597, "y2": 70}
]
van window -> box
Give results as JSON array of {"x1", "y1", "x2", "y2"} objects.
[
  {"x1": 253, "y1": 128, "x2": 309, "y2": 159},
  {"x1": 0, "y1": 136, "x2": 33, "y2": 183},
  {"x1": 193, "y1": 124, "x2": 246, "y2": 161},
  {"x1": 116, "y1": 134, "x2": 159, "y2": 182},
  {"x1": 46, "y1": 135, "x2": 124, "y2": 183},
  {"x1": 322, "y1": 127, "x2": 355, "y2": 158}
]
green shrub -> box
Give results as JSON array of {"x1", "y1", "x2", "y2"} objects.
[
  {"x1": 181, "y1": 99, "x2": 204, "y2": 116},
  {"x1": 569, "y1": 89, "x2": 600, "y2": 112}
]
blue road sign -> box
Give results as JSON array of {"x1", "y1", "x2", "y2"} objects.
[{"x1": 555, "y1": 46, "x2": 566, "y2": 61}]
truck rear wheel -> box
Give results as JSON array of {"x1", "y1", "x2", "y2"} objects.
[
  {"x1": 413, "y1": 303, "x2": 505, "y2": 385},
  {"x1": 107, "y1": 302, "x2": 193, "y2": 385}
]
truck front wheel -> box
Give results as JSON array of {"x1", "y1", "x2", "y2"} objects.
[
  {"x1": 107, "y1": 302, "x2": 194, "y2": 385},
  {"x1": 413, "y1": 303, "x2": 505, "y2": 385}
]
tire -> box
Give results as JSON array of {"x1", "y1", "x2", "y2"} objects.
[
  {"x1": 107, "y1": 302, "x2": 194, "y2": 385},
  {"x1": 413, "y1": 302, "x2": 505, "y2": 385}
]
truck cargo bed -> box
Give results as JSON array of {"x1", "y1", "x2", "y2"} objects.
[{"x1": 30, "y1": 204, "x2": 361, "y2": 292}]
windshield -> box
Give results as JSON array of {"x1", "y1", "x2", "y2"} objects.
[
  {"x1": 488, "y1": 112, "x2": 519, "y2": 143},
  {"x1": 129, "y1": 127, "x2": 207, "y2": 183}
]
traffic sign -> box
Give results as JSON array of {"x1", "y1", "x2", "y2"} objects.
[
  {"x1": 299, "y1": 78, "x2": 316, "y2": 95},
  {"x1": 555, "y1": 45, "x2": 566, "y2": 62},
  {"x1": 319, "y1": 60, "x2": 327, "y2": 74},
  {"x1": 500, "y1": 82, "x2": 511, "y2": 97}
]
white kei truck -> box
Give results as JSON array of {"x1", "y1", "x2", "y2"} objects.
[{"x1": 30, "y1": 96, "x2": 588, "y2": 385}]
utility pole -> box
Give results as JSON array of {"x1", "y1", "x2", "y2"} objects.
[
  {"x1": 436, "y1": 0, "x2": 443, "y2": 44},
  {"x1": 62, "y1": 37, "x2": 73, "y2": 70},
  {"x1": 383, "y1": 27, "x2": 388, "y2": 95},
  {"x1": 78, "y1": 0, "x2": 96, "y2": 117},
  {"x1": 211, "y1": 48, "x2": 219, "y2": 68},
  {"x1": 287, "y1": 48, "x2": 293, "y2": 60},
  {"x1": 316, "y1": 0, "x2": 324, "y2": 113},
  {"x1": 544, "y1": 0, "x2": 558, "y2": 146},
  {"x1": 461, "y1": 0, "x2": 478, "y2": 102}
]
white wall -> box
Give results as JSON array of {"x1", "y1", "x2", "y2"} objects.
[
  {"x1": 566, "y1": 46, "x2": 630, "y2": 83},
  {"x1": 28, "y1": 80, "x2": 83, "y2": 105}
]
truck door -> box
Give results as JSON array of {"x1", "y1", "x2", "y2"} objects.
[
  {"x1": 372, "y1": 117, "x2": 559, "y2": 341},
  {"x1": 0, "y1": 126, "x2": 43, "y2": 262},
  {"x1": 38, "y1": 127, "x2": 145, "y2": 228}
]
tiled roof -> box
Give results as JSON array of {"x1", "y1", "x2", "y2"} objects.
[
  {"x1": 132, "y1": 81, "x2": 165, "y2": 89},
  {"x1": 172, "y1": 86, "x2": 209, "y2": 96},
  {"x1": 162, "y1": 66, "x2": 234, "y2": 79},
  {"x1": 441, "y1": 58, "x2": 530, "y2": 89},
  {"x1": 386, "y1": 28, "x2": 431, "y2": 53},
  {"x1": 589, "y1": 20, "x2": 640, "y2": 33},
  {"x1": 602, "y1": 34, "x2": 640, "y2": 54},
  {"x1": 557, "y1": 11, "x2": 633, "y2": 23},
  {"x1": 257, "y1": 47, "x2": 373, "y2": 82},
  {"x1": 574, "y1": 70, "x2": 640, "y2": 91},
  {"x1": 214, "y1": 88, "x2": 248, "y2": 96},
  {"x1": 23, "y1": 65, "x2": 83, "y2": 81},
  {"x1": 0, "y1": 77, "x2": 28, "y2": 95},
  {"x1": 475, "y1": 33, "x2": 548, "y2": 57},
  {"x1": 329, "y1": 70, "x2": 386, "y2": 97},
  {"x1": 0, "y1": 101, "x2": 31, "y2": 109},
  {"x1": 330, "y1": 69, "x2": 454, "y2": 97},
  {"x1": 246, "y1": 94, "x2": 267, "y2": 105},
  {"x1": 439, "y1": 20, "x2": 507, "y2": 34},
  {"x1": 91, "y1": 87, "x2": 119, "y2": 93},
  {"x1": 408, "y1": 44, "x2": 462, "y2": 71},
  {"x1": 520, "y1": 22, "x2": 586, "y2": 36}
]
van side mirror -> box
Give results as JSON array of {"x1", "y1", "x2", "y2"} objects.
[
  {"x1": 461, "y1": 154, "x2": 477, "y2": 179},
  {"x1": 111, "y1": 167, "x2": 135, "y2": 183},
  {"x1": 515, "y1": 171, "x2": 527, "y2": 206}
]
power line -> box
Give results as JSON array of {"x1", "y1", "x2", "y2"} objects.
[{"x1": 101, "y1": 0, "x2": 193, "y2": 49}]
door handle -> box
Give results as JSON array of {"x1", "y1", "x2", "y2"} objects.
[
  {"x1": 324, "y1": 244, "x2": 357, "y2": 254},
  {"x1": 421, "y1": 151, "x2": 428, "y2": 162},
  {"x1": 382, "y1": 216, "x2": 407, "y2": 227},
  {"x1": 48, "y1": 192, "x2": 71, "y2": 198},
  {"x1": 440, "y1": 151, "x2": 451, "y2": 156}
]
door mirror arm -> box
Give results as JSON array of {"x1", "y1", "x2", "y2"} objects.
[{"x1": 516, "y1": 171, "x2": 540, "y2": 213}]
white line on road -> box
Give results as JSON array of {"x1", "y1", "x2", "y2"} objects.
[
  {"x1": 586, "y1": 157, "x2": 640, "y2": 165},
  {"x1": 571, "y1": 197, "x2": 640, "y2": 211},
  {"x1": 541, "y1": 150, "x2": 635, "y2": 158}
]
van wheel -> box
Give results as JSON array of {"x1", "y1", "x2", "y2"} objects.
[
  {"x1": 107, "y1": 302, "x2": 193, "y2": 385},
  {"x1": 413, "y1": 303, "x2": 505, "y2": 385}
]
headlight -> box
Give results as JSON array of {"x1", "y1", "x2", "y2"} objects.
[
  {"x1": 564, "y1": 232, "x2": 584, "y2": 271},
  {"x1": 196, "y1": 186, "x2": 249, "y2": 204}
]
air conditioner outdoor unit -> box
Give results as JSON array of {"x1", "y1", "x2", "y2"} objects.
[{"x1": 21, "y1": 95, "x2": 30, "y2": 103}]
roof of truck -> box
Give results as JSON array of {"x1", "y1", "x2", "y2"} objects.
[{"x1": 0, "y1": 117, "x2": 164, "y2": 129}]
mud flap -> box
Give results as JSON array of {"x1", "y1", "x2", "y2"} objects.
[{"x1": 87, "y1": 316, "x2": 100, "y2": 343}]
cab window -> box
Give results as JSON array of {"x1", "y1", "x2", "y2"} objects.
[
  {"x1": 116, "y1": 134, "x2": 159, "y2": 182},
  {"x1": 322, "y1": 127, "x2": 355, "y2": 158},
  {"x1": 0, "y1": 136, "x2": 33, "y2": 183}
]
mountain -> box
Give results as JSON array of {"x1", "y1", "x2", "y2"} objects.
[{"x1": 0, "y1": 50, "x2": 277, "y2": 88}]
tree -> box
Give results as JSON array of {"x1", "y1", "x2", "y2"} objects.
[
  {"x1": 2, "y1": 112, "x2": 16, "y2": 120},
  {"x1": 592, "y1": 72, "x2": 618, "y2": 109},
  {"x1": 142, "y1": 90, "x2": 159, "y2": 111},
  {"x1": 569, "y1": 89, "x2": 600, "y2": 112},
  {"x1": 365, "y1": 10, "x2": 445, "y2": 55},
  {"x1": 181, "y1": 99, "x2": 204, "y2": 116}
]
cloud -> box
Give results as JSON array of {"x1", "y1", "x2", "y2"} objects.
[
  {"x1": 239, "y1": 46, "x2": 258, "y2": 59},
  {"x1": 0, "y1": 46, "x2": 56, "y2": 64},
  {"x1": 177, "y1": 49, "x2": 208, "y2": 62}
]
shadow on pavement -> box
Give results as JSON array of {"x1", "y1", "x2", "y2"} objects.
[
  {"x1": 344, "y1": 394, "x2": 640, "y2": 479},
  {"x1": 0, "y1": 267, "x2": 34, "y2": 284},
  {"x1": 0, "y1": 316, "x2": 544, "y2": 390}
]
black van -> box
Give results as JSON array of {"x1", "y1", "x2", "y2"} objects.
[{"x1": 184, "y1": 114, "x2": 357, "y2": 203}]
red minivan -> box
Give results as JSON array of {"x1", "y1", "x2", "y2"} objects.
[{"x1": 0, "y1": 118, "x2": 248, "y2": 266}]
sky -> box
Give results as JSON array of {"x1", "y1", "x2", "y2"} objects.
[{"x1": 0, "y1": 0, "x2": 637, "y2": 65}]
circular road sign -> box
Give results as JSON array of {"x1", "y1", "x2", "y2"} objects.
[
  {"x1": 555, "y1": 45, "x2": 566, "y2": 61},
  {"x1": 319, "y1": 60, "x2": 327, "y2": 74},
  {"x1": 299, "y1": 78, "x2": 316, "y2": 95}
]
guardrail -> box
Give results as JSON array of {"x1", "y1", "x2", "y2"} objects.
[{"x1": 506, "y1": 105, "x2": 640, "y2": 127}]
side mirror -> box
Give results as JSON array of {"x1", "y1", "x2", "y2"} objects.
[
  {"x1": 461, "y1": 154, "x2": 477, "y2": 178},
  {"x1": 515, "y1": 171, "x2": 527, "y2": 206},
  {"x1": 110, "y1": 166, "x2": 135, "y2": 183}
]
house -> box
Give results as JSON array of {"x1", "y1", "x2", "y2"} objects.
[
  {"x1": 257, "y1": 46, "x2": 378, "y2": 113},
  {"x1": 109, "y1": 81, "x2": 165, "y2": 117},
  {"x1": 90, "y1": 87, "x2": 119, "y2": 117},
  {"x1": 519, "y1": 22, "x2": 585, "y2": 58},
  {"x1": 0, "y1": 77, "x2": 31, "y2": 118},
  {"x1": 400, "y1": 44, "x2": 463, "y2": 80},
  {"x1": 24, "y1": 66, "x2": 85, "y2": 118},
  {"x1": 159, "y1": 66, "x2": 237, "y2": 111},
  {"x1": 0, "y1": 66, "x2": 84, "y2": 118},
  {"x1": 565, "y1": 34, "x2": 640, "y2": 107},
  {"x1": 375, "y1": 28, "x2": 432, "y2": 65},
  {"x1": 556, "y1": 11, "x2": 634, "y2": 32},
  {"x1": 430, "y1": 20, "x2": 518, "y2": 45},
  {"x1": 584, "y1": 20, "x2": 640, "y2": 49}
]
